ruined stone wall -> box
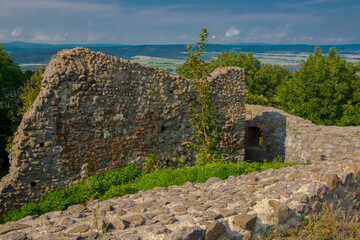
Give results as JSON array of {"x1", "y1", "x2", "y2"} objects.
[
  {"x1": 245, "y1": 104, "x2": 360, "y2": 163},
  {"x1": 209, "y1": 68, "x2": 246, "y2": 162},
  {"x1": 0, "y1": 48, "x2": 246, "y2": 214}
]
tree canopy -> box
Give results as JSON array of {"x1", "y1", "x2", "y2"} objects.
[
  {"x1": 177, "y1": 49, "x2": 290, "y2": 107},
  {"x1": 177, "y1": 46, "x2": 360, "y2": 126},
  {"x1": 0, "y1": 44, "x2": 44, "y2": 167},
  {"x1": 0, "y1": 44, "x2": 25, "y2": 165},
  {"x1": 279, "y1": 47, "x2": 360, "y2": 126},
  {"x1": 18, "y1": 66, "x2": 44, "y2": 116},
  {"x1": 0, "y1": 44, "x2": 24, "y2": 112}
]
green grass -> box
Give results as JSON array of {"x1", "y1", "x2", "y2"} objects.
[
  {"x1": 265, "y1": 206, "x2": 360, "y2": 239},
  {"x1": 0, "y1": 161, "x2": 295, "y2": 224}
]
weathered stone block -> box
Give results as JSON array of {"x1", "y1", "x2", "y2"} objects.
[
  {"x1": 171, "y1": 227, "x2": 205, "y2": 240},
  {"x1": 0, "y1": 223, "x2": 30, "y2": 235},
  {"x1": 232, "y1": 213, "x2": 257, "y2": 229},
  {"x1": 205, "y1": 221, "x2": 226, "y2": 240},
  {"x1": 76, "y1": 133, "x2": 93, "y2": 142},
  {"x1": 44, "y1": 142, "x2": 53, "y2": 147},
  {"x1": 321, "y1": 173, "x2": 339, "y2": 191},
  {"x1": 268, "y1": 200, "x2": 295, "y2": 224}
]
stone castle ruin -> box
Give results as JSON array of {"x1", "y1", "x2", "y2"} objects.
[
  {"x1": 1, "y1": 48, "x2": 360, "y2": 239},
  {"x1": 0, "y1": 48, "x2": 246, "y2": 213},
  {"x1": 245, "y1": 104, "x2": 360, "y2": 164}
]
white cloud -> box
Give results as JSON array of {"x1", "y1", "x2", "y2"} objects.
[
  {"x1": 1, "y1": 0, "x2": 118, "y2": 13},
  {"x1": 274, "y1": 24, "x2": 292, "y2": 40},
  {"x1": 241, "y1": 25, "x2": 296, "y2": 43},
  {"x1": 0, "y1": 0, "x2": 356, "y2": 44},
  {"x1": 298, "y1": 36, "x2": 314, "y2": 41},
  {"x1": 11, "y1": 27, "x2": 23, "y2": 37},
  {"x1": 303, "y1": 0, "x2": 345, "y2": 5},
  {"x1": 275, "y1": 31, "x2": 287, "y2": 39},
  {"x1": 87, "y1": 33, "x2": 102, "y2": 42},
  {"x1": 32, "y1": 32, "x2": 51, "y2": 43},
  {"x1": 51, "y1": 33, "x2": 70, "y2": 43},
  {"x1": 0, "y1": 29, "x2": 6, "y2": 40},
  {"x1": 225, "y1": 27, "x2": 241, "y2": 37},
  {"x1": 326, "y1": 37, "x2": 345, "y2": 43}
]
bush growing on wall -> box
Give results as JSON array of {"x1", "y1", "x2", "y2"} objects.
[{"x1": 182, "y1": 28, "x2": 224, "y2": 165}]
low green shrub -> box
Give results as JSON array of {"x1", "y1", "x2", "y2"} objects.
[
  {"x1": 265, "y1": 205, "x2": 360, "y2": 239},
  {"x1": 0, "y1": 160, "x2": 294, "y2": 224},
  {"x1": 0, "y1": 164, "x2": 140, "y2": 223},
  {"x1": 85, "y1": 163, "x2": 141, "y2": 196},
  {"x1": 143, "y1": 154, "x2": 164, "y2": 173}
]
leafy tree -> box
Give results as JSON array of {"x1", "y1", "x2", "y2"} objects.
[
  {"x1": 18, "y1": 66, "x2": 44, "y2": 116},
  {"x1": 175, "y1": 52, "x2": 208, "y2": 80},
  {"x1": 0, "y1": 44, "x2": 24, "y2": 115},
  {"x1": 0, "y1": 44, "x2": 25, "y2": 166},
  {"x1": 5, "y1": 66, "x2": 45, "y2": 154},
  {"x1": 249, "y1": 64, "x2": 291, "y2": 106},
  {"x1": 207, "y1": 50, "x2": 261, "y2": 93},
  {"x1": 355, "y1": 61, "x2": 360, "y2": 71},
  {"x1": 206, "y1": 51, "x2": 292, "y2": 107},
  {"x1": 339, "y1": 71, "x2": 360, "y2": 126},
  {"x1": 23, "y1": 70, "x2": 36, "y2": 82},
  {"x1": 183, "y1": 28, "x2": 224, "y2": 165},
  {"x1": 279, "y1": 47, "x2": 360, "y2": 126},
  {"x1": 178, "y1": 50, "x2": 289, "y2": 107}
]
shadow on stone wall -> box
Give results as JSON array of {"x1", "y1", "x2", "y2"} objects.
[
  {"x1": 245, "y1": 111, "x2": 287, "y2": 162},
  {"x1": 246, "y1": 104, "x2": 360, "y2": 164}
]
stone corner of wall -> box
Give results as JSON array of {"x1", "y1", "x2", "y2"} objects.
[{"x1": 209, "y1": 66, "x2": 245, "y2": 79}]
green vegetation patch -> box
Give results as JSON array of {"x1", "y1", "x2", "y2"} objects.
[
  {"x1": 0, "y1": 160, "x2": 294, "y2": 224},
  {"x1": 0, "y1": 168, "x2": 8, "y2": 182},
  {"x1": 265, "y1": 205, "x2": 360, "y2": 239}
]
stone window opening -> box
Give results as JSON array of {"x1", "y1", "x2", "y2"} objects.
[
  {"x1": 245, "y1": 122, "x2": 269, "y2": 149},
  {"x1": 245, "y1": 127, "x2": 262, "y2": 147}
]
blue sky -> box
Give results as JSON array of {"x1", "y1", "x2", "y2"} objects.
[{"x1": 0, "y1": 0, "x2": 359, "y2": 45}]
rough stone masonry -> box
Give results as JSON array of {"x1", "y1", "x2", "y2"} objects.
[
  {"x1": 245, "y1": 105, "x2": 360, "y2": 163},
  {"x1": 0, "y1": 48, "x2": 246, "y2": 214}
]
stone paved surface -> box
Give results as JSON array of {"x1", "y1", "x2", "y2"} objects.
[{"x1": 1, "y1": 159, "x2": 359, "y2": 240}]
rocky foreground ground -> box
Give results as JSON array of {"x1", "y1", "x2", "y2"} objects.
[{"x1": 1, "y1": 159, "x2": 360, "y2": 240}]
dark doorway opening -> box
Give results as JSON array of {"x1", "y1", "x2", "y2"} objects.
[{"x1": 245, "y1": 126, "x2": 263, "y2": 147}]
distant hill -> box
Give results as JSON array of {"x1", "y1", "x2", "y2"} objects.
[{"x1": 2, "y1": 41, "x2": 360, "y2": 65}]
